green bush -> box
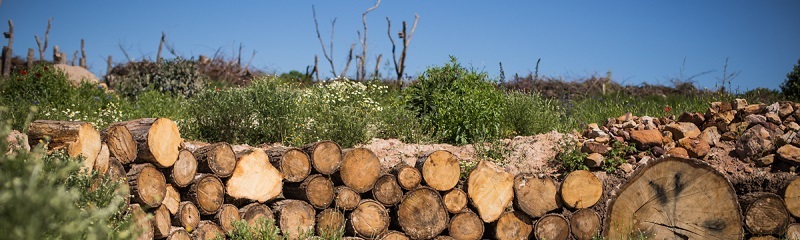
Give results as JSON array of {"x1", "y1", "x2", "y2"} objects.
[
  {"x1": 503, "y1": 91, "x2": 566, "y2": 135},
  {"x1": 128, "y1": 90, "x2": 194, "y2": 137},
  {"x1": 107, "y1": 57, "x2": 207, "y2": 99},
  {"x1": 405, "y1": 57, "x2": 505, "y2": 144},
  {"x1": 780, "y1": 58, "x2": 800, "y2": 101}
]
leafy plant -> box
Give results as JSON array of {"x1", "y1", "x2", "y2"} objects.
[
  {"x1": 780, "y1": 58, "x2": 800, "y2": 101},
  {"x1": 554, "y1": 136, "x2": 589, "y2": 172},
  {"x1": 603, "y1": 141, "x2": 637, "y2": 173},
  {"x1": 107, "y1": 57, "x2": 207, "y2": 99},
  {"x1": 503, "y1": 91, "x2": 567, "y2": 135}
]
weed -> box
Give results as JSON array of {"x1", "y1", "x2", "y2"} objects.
[
  {"x1": 603, "y1": 141, "x2": 637, "y2": 173},
  {"x1": 554, "y1": 136, "x2": 589, "y2": 172}
]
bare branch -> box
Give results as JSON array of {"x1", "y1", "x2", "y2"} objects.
[
  {"x1": 2, "y1": 19, "x2": 13, "y2": 76},
  {"x1": 340, "y1": 43, "x2": 355, "y2": 78},
  {"x1": 72, "y1": 50, "x2": 78, "y2": 66},
  {"x1": 358, "y1": 0, "x2": 381, "y2": 81},
  {"x1": 314, "y1": 55, "x2": 320, "y2": 82},
  {"x1": 244, "y1": 50, "x2": 256, "y2": 72},
  {"x1": 312, "y1": 5, "x2": 337, "y2": 77},
  {"x1": 373, "y1": 54, "x2": 382, "y2": 80},
  {"x1": 237, "y1": 42, "x2": 243, "y2": 67},
  {"x1": 118, "y1": 42, "x2": 132, "y2": 62},
  {"x1": 386, "y1": 17, "x2": 399, "y2": 80},
  {"x1": 157, "y1": 32, "x2": 165, "y2": 63},
  {"x1": 80, "y1": 38, "x2": 86, "y2": 68},
  {"x1": 397, "y1": 14, "x2": 419, "y2": 81}
]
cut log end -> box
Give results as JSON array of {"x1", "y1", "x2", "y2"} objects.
[
  {"x1": 335, "y1": 186, "x2": 361, "y2": 211},
  {"x1": 114, "y1": 118, "x2": 181, "y2": 167},
  {"x1": 393, "y1": 163, "x2": 421, "y2": 190},
  {"x1": 448, "y1": 211, "x2": 484, "y2": 240},
  {"x1": 128, "y1": 163, "x2": 166, "y2": 208},
  {"x1": 284, "y1": 174, "x2": 334, "y2": 209},
  {"x1": 534, "y1": 214, "x2": 570, "y2": 240},
  {"x1": 442, "y1": 188, "x2": 468, "y2": 214},
  {"x1": 192, "y1": 220, "x2": 224, "y2": 240},
  {"x1": 189, "y1": 174, "x2": 225, "y2": 215},
  {"x1": 467, "y1": 160, "x2": 514, "y2": 223},
  {"x1": 418, "y1": 150, "x2": 460, "y2": 191},
  {"x1": 169, "y1": 149, "x2": 197, "y2": 188},
  {"x1": 130, "y1": 204, "x2": 154, "y2": 240},
  {"x1": 784, "y1": 177, "x2": 800, "y2": 218},
  {"x1": 372, "y1": 174, "x2": 403, "y2": 206},
  {"x1": 239, "y1": 203, "x2": 274, "y2": 226},
  {"x1": 514, "y1": 174, "x2": 560, "y2": 218},
  {"x1": 152, "y1": 204, "x2": 171, "y2": 238},
  {"x1": 316, "y1": 208, "x2": 345, "y2": 238},
  {"x1": 303, "y1": 140, "x2": 342, "y2": 175},
  {"x1": 494, "y1": 211, "x2": 533, "y2": 240},
  {"x1": 268, "y1": 147, "x2": 312, "y2": 183},
  {"x1": 339, "y1": 148, "x2": 382, "y2": 193},
  {"x1": 570, "y1": 208, "x2": 601, "y2": 240},
  {"x1": 743, "y1": 192, "x2": 789, "y2": 236},
  {"x1": 104, "y1": 124, "x2": 137, "y2": 164},
  {"x1": 195, "y1": 142, "x2": 236, "y2": 177},
  {"x1": 28, "y1": 120, "x2": 101, "y2": 170},
  {"x1": 173, "y1": 201, "x2": 200, "y2": 233},
  {"x1": 228, "y1": 148, "x2": 283, "y2": 203},
  {"x1": 397, "y1": 187, "x2": 448, "y2": 239},
  {"x1": 273, "y1": 199, "x2": 316, "y2": 240},
  {"x1": 215, "y1": 204, "x2": 240, "y2": 234},
  {"x1": 349, "y1": 199, "x2": 390, "y2": 238},
  {"x1": 560, "y1": 170, "x2": 602, "y2": 209}
]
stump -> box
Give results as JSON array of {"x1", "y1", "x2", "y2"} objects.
[
  {"x1": 442, "y1": 188, "x2": 468, "y2": 214},
  {"x1": 303, "y1": 140, "x2": 342, "y2": 175},
  {"x1": 493, "y1": 211, "x2": 533, "y2": 240},
  {"x1": 284, "y1": 174, "x2": 334, "y2": 209},
  {"x1": 448, "y1": 211, "x2": 484, "y2": 240},
  {"x1": 335, "y1": 186, "x2": 361, "y2": 211},
  {"x1": 152, "y1": 204, "x2": 171, "y2": 239},
  {"x1": 466, "y1": 160, "x2": 514, "y2": 223},
  {"x1": 570, "y1": 208, "x2": 601, "y2": 240},
  {"x1": 215, "y1": 204, "x2": 240, "y2": 234},
  {"x1": 266, "y1": 147, "x2": 312, "y2": 182},
  {"x1": 417, "y1": 150, "x2": 460, "y2": 191},
  {"x1": 784, "y1": 177, "x2": 800, "y2": 218},
  {"x1": 742, "y1": 192, "x2": 789, "y2": 236},
  {"x1": 534, "y1": 214, "x2": 570, "y2": 240},
  {"x1": 392, "y1": 163, "x2": 422, "y2": 190},
  {"x1": 102, "y1": 124, "x2": 137, "y2": 164},
  {"x1": 338, "y1": 148, "x2": 382, "y2": 193},
  {"x1": 187, "y1": 174, "x2": 225, "y2": 215},
  {"x1": 514, "y1": 174, "x2": 560, "y2": 218},
  {"x1": 109, "y1": 118, "x2": 181, "y2": 167},
  {"x1": 316, "y1": 208, "x2": 345, "y2": 237},
  {"x1": 604, "y1": 157, "x2": 744, "y2": 239},
  {"x1": 194, "y1": 142, "x2": 236, "y2": 177},
  {"x1": 371, "y1": 174, "x2": 403, "y2": 206},
  {"x1": 397, "y1": 187, "x2": 448, "y2": 239},
  {"x1": 239, "y1": 202, "x2": 274, "y2": 225},
  {"x1": 348, "y1": 199, "x2": 390, "y2": 238},
  {"x1": 560, "y1": 170, "x2": 602, "y2": 209},
  {"x1": 227, "y1": 148, "x2": 282, "y2": 203},
  {"x1": 167, "y1": 149, "x2": 197, "y2": 188},
  {"x1": 272, "y1": 199, "x2": 316, "y2": 240},
  {"x1": 172, "y1": 201, "x2": 200, "y2": 233},
  {"x1": 192, "y1": 220, "x2": 224, "y2": 240},
  {"x1": 127, "y1": 163, "x2": 166, "y2": 208},
  {"x1": 28, "y1": 120, "x2": 101, "y2": 170}
]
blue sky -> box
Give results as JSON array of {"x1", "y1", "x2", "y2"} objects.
[{"x1": 1, "y1": 1, "x2": 799, "y2": 91}]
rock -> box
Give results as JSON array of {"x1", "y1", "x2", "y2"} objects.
[
  {"x1": 777, "y1": 144, "x2": 800, "y2": 165},
  {"x1": 766, "y1": 102, "x2": 781, "y2": 114},
  {"x1": 765, "y1": 112, "x2": 782, "y2": 124},
  {"x1": 594, "y1": 136, "x2": 610, "y2": 143},
  {"x1": 664, "y1": 122, "x2": 701, "y2": 140},
  {"x1": 651, "y1": 147, "x2": 665, "y2": 157},
  {"x1": 780, "y1": 101, "x2": 796, "y2": 118},
  {"x1": 619, "y1": 163, "x2": 634, "y2": 174},
  {"x1": 616, "y1": 113, "x2": 633, "y2": 124},
  {"x1": 742, "y1": 104, "x2": 765, "y2": 116},
  {"x1": 732, "y1": 98, "x2": 748, "y2": 111},
  {"x1": 581, "y1": 141, "x2": 609, "y2": 155},
  {"x1": 52, "y1": 64, "x2": 100, "y2": 86},
  {"x1": 677, "y1": 112, "x2": 705, "y2": 128},
  {"x1": 586, "y1": 123, "x2": 608, "y2": 138},
  {"x1": 678, "y1": 137, "x2": 710, "y2": 158},
  {"x1": 640, "y1": 116, "x2": 658, "y2": 130},
  {"x1": 735, "y1": 125, "x2": 777, "y2": 159},
  {"x1": 780, "y1": 131, "x2": 800, "y2": 147},
  {"x1": 665, "y1": 147, "x2": 689, "y2": 158},
  {"x1": 628, "y1": 129, "x2": 662, "y2": 150},
  {"x1": 755, "y1": 154, "x2": 775, "y2": 167},
  {"x1": 744, "y1": 114, "x2": 767, "y2": 127},
  {"x1": 621, "y1": 120, "x2": 637, "y2": 129},
  {"x1": 585, "y1": 153, "x2": 604, "y2": 168},
  {"x1": 701, "y1": 126, "x2": 721, "y2": 147},
  {"x1": 721, "y1": 131, "x2": 738, "y2": 141},
  {"x1": 638, "y1": 155, "x2": 652, "y2": 165},
  {"x1": 788, "y1": 122, "x2": 800, "y2": 132}
]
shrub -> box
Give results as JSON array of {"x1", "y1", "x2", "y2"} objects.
[
  {"x1": 780, "y1": 58, "x2": 800, "y2": 101},
  {"x1": 128, "y1": 90, "x2": 194, "y2": 137},
  {"x1": 405, "y1": 57, "x2": 505, "y2": 144},
  {"x1": 503, "y1": 91, "x2": 566, "y2": 136},
  {"x1": 554, "y1": 136, "x2": 588, "y2": 172},
  {"x1": 106, "y1": 57, "x2": 207, "y2": 99}
]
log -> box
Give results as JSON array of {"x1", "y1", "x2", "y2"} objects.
[
  {"x1": 334, "y1": 186, "x2": 361, "y2": 211},
  {"x1": 432, "y1": 236, "x2": 454, "y2": 240},
  {"x1": 187, "y1": 174, "x2": 224, "y2": 215},
  {"x1": 397, "y1": 187, "x2": 448, "y2": 239},
  {"x1": 192, "y1": 220, "x2": 224, "y2": 240},
  {"x1": 227, "y1": 148, "x2": 282, "y2": 203},
  {"x1": 371, "y1": 174, "x2": 403, "y2": 206},
  {"x1": 172, "y1": 201, "x2": 200, "y2": 233},
  {"x1": 750, "y1": 236, "x2": 778, "y2": 240},
  {"x1": 167, "y1": 149, "x2": 197, "y2": 188},
  {"x1": 127, "y1": 163, "x2": 166, "y2": 208},
  {"x1": 560, "y1": 170, "x2": 602, "y2": 209},
  {"x1": 604, "y1": 157, "x2": 744, "y2": 239},
  {"x1": 109, "y1": 118, "x2": 181, "y2": 168},
  {"x1": 381, "y1": 231, "x2": 410, "y2": 240},
  {"x1": 130, "y1": 204, "x2": 154, "y2": 240},
  {"x1": 266, "y1": 146, "x2": 312, "y2": 182},
  {"x1": 165, "y1": 227, "x2": 190, "y2": 240},
  {"x1": 534, "y1": 214, "x2": 570, "y2": 240},
  {"x1": 338, "y1": 148, "x2": 382, "y2": 193},
  {"x1": 302, "y1": 140, "x2": 342, "y2": 175},
  {"x1": 442, "y1": 188, "x2": 468, "y2": 214},
  {"x1": 348, "y1": 199, "x2": 390, "y2": 238},
  {"x1": 343, "y1": 238, "x2": 365, "y2": 240},
  {"x1": 466, "y1": 160, "x2": 514, "y2": 223},
  {"x1": 316, "y1": 208, "x2": 345, "y2": 237},
  {"x1": 152, "y1": 204, "x2": 171, "y2": 238},
  {"x1": 102, "y1": 124, "x2": 137, "y2": 164},
  {"x1": 272, "y1": 199, "x2": 316, "y2": 240},
  {"x1": 163, "y1": 184, "x2": 180, "y2": 215},
  {"x1": 94, "y1": 143, "x2": 110, "y2": 174},
  {"x1": 448, "y1": 211, "x2": 484, "y2": 240},
  {"x1": 392, "y1": 162, "x2": 421, "y2": 190},
  {"x1": 215, "y1": 204, "x2": 240, "y2": 234},
  {"x1": 106, "y1": 157, "x2": 126, "y2": 182},
  {"x1": 786, "y1": 223, "x2": 800, "y2": 240},
  {"x1": 514, "y1": 174, "x2": 560, "y2": 218},
  {"x1": 193, "y1": 142, "x2": 236, "y2": 177},
  {"x1": 239, "y1": 202, "x2": 274, "y2": 225},
  {"x1": 784, "y1": 177, "x2": 800, "y2": 218},
  {"x1": 27, "y1": 120, "x2": 101, "y2": 171},
  {"x1": 416, "y1": 150, "x2": 460, "y2": 191},
  {"x1": 493, "y1": 211, "x2": 533, "y2": 240},
  {"x1": 742, "y1": 192, "x2": 789, "y2": 236},
  {"x1": 284, "y1": 174, "x2": 334, "y2": 209},
  {"x1": 570, "y1": 208, "x2": 601, "y2": 240}
]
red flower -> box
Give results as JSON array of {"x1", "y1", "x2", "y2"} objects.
[
  {"x1": 35, "y1": 73, "x2": 41, "y2": 78},
  {"x1": 43, "y1": 66, "x2": 49, "y2": 71},
  {"x1": 664, "y1": 106, "x2": 671, "y2": 112},
  {"x1": 20, "y1": 69, "x2": 27, "y2": 76},
  {"x1": 215, "y1": 87, "x2": 220, "y2": 92}
]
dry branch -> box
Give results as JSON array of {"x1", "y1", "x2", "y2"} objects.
[{"x1": 34, "y1": 18, "x2": 51, "y2": 61}]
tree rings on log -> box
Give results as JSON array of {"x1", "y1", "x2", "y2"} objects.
[
  {"x1": 338, "y1": 148, "x2": 383, "y2": 193},
  {"x1": 442, "y1": 188, "x2": 468, "y2": 214},
  {"x1": 534, "y1": 214, "x2": 570, "y2": 240},
  {"x1": 493, "y1": 211, "x2": 533, "y2": 240},
  {"x1": 172, "y1": 201, "x2": 200, "y2": 233},
  {"x1": 162, "y1": 184, "x2": 180, "y2": 215},
  {"x1": 27, "y1": 120, "x2": 101, "y2": 170},
  {"x1": 742, "y1": 192, "x2": 789, "y2": 236},
  {"x1": 127, "y1": 163, "x2": 166, "y2": 208},
  {"x1": 111, "y1": 118, "x2": 181, "y2": 168},
  {"x1": 167, "y1": 149, "x2": 197, "y2": 188},
  {"x1": 335, "y1": 186, "x2": 361, "y2": 211},
  {"x1": 784, "y1": 177, "x2": 800, "y2": 218},
  {"x1": 392, "y1": 163, "x2": 422, "y2": 190},
  {"x1": 194, "y1": 142, "x2": 236, "y2": 178},
  {"x1": 467, "y1": 160, "x2": 514, "y2": 223},
  {"x1": 284, "y1": 174, "x2": 335, "y2": 209},
  {"x1": 417, "y1": 150, "x2": 460, "y2": 191},
  {"x1": 228, "y1": 148, "x2": 282, "y2": 203},
  {"x1": 560, "y1": 170, "x2": 602, "y2": 209},
  {"x1": 192, "y1": 220, "x2": 224, "y2": 240},
  {"x1": 239, "y1": 202, "x2": 274, "y2": 225},
  {"x1": 397, "y1": 187, "x2": 449, "y2": 239},
  {"x1": 303, "y1": 140, "x2": 342, "y2": 175},
  {"x1": 102, "y1": 124, "x2": 137, "y2": 164},
  {"x1": 317, "y1": 208, "x2": 346, "y2": 237},
  {"x1": 371, "y1": 174, "x2": 403, "y2": 206},
  {"x1": 349, "y1": 199, "x2": 390, "y2": 238},
  {"x1": 272, "y1": 199, "x2": 316, "y2": 240},
  {"x1": 215, "y1": 204, "x2": 240, "y2": 234},
  {"x1": 570, "y1": 208, "x2": 601, "y2": 240},
  {"x1": 152, "y1": 204, "x2": 172, "y2": 239},
  {"x1": 448, "y1": 211, "x2": 484, "y2": 240},
  {"x1": 188, "y1": 174, "x2": 225, "y2": 215},
  {"x1": 166, "y1": 227, "x2": 190, "y2": 240},
  {"x1": 381, "y1": 231, "x2": 410, "y2": 240},
  {"x1": 514, "y1": 174, "x2": 560, "y2": 218},
  {"x1": 267, "y1": 146, "x2": 312, "y2": 183},
  {"x1": 604, "y1": 157, "x2": 743, "y2": 239},
  {"x1": 130, "y1": 204, "x2": 154, "y2": 240}
]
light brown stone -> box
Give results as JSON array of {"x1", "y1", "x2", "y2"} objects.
[
  {"x1": 755, "y1": 154, "x2": 775, "y2": 167},
  {"x1": 581, "y1": 141, "x2": 609, "y2": 155},
  {"x1": 678, "y1": 112, "x2": 705, "y2": 128},
  {"x1": 731, "y1": 98, "x2": 748, "y2": 111},
  {"x1": 778, "y1": 144, "x2": 800, "y2": 165},
  {"x1": 678, "y1": 137, "x2": 710, "y2": 158},
  {"x1": 665, "y1": 122, "x2": 702, "y2": 140},
  {"x1": 701, "y1": 126, "x2": 721, "y2": 147},
  {"x1": 585, "y1": 153, "x2": 604, "y2": 168},
  {"x1": 780, "y1": 101, "x2": 795, "y2": 118},
  {"x1": 765, "y1": 112, "x2": 782, "y2": 124},
  {"x1": 52, "y1": 64, "x2": 100, "y2": 86},
  {"x1": 629, "y1": 129, "x2": 663, "y2": 150},
  {"x1": 736, "y1": 125, "x2": 777, "y2": 159},
  {"x1": 665, "y1": 147, "x2": 689, "y2": 158}
]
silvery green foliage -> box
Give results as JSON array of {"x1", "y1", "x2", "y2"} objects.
[{"x1": 107, "y1": 57, "x2": 207, "y2": 99}]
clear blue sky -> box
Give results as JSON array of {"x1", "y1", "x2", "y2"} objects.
[{"x1": 1, "y1": 1, "x2": 799, "y2": 91}]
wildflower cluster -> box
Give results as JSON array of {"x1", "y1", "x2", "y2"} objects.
[{"x1": 299, "y1": 77, "x2": 387, "y2": 113}]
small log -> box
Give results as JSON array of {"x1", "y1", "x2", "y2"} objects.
[
  {"x1": 448, "y1": 211, "x2": 484, "y2": 240},
  {"x1": 272, "y1": 199, "x2": 316, "y2": 240},
  {"x1": 742, "y1": 192, "x2": 789, "y2": 236},
  {"x1": 416, "y1": 150, "x2": 460, "y2": 191},
  {"x1": 266, "y1": 146, "x2": 312, "y2": 182},
  {"x1": 193, "y1": 142, "x2": 236, "y2": 177},
  {"x1": 165, "y1": 227, "x2": 190, "y2": 240},
  {"x1": 514, "y1": 174, "x2": 560, "y2": 218},
  {"x1": 316, "y1": 208, "x2": 345, "y2": 237},
  {"x1": 106, "y1": 157, "x2": 126, "y2": 182},
  {"x1": 337, "y1": 148, "x2": 382, "y2": 193},
  {"x1": 397, "y1": 187, "x2": 448, "y2": 239},
  {"x1": 335, "y1": 186, "x2": 361, "y2": 211},
  {"x1": 302, "y1": 140, "x2": 342, "y2": 175},
  {"x1": 343, "y1": 238, "x2": 366, "y2": 240},
  {"x1": 162, "y1": 184, "x2": 181, "y2": 215},
  {"x1": 432, "y1": 236, "x2": 454, "y2": 240},
  {"x1": 127, "y1": 163, "x2": 166, "y2": 208},
  {"x1": 466, "y1": 160, "x2": 514, "y2": 223},
  {"x1": 786, "y1": 223, "x2": 800, "y2": 240},
  {"x1": 28, "y1": 120, "x2": 101, "y2": 171},
  {"x1": 784, "y1": 177, "x2": 800, "y2": 218},
  {"x1": 192, "y1": 220, "x2": 224, "y2": 240},
  {"x1": 109, "y1": 118, "x2": 181, "y2": 168},
  {"x1": 166, "y1": 149, "x2": 197, "y2": 188},
  {"x1": 284, "y1": 174, "x2": 334, "y2": 209},
  {"x1": 172, "y1": 201, "x2": 200, "y2": 233},
  {"x1": 493, "y1": 211, "x2": 533, "y2": 240},
  {"x1": 442, "y1": 188, "x2": 468, "y2": 214},
  {"x1": 534, "y1": 214, "x2": 570, "y2": 240},
  {"x1": 130, "y1": 204, "x2": 154, "y2": 240},
  {"x1": 348, "y1": 199, "x2": 390, "y2": 238},
  {"x1": 570, "y1": 208, "x2": 601, "y2": 240},
  {"x1": 239, "y1": 202, "x2": 274, "y2": 225},
  {"x1": 152, "y1": 204, "x2": 171, "y2": 239},
  {"x1": 371, "y1": 174, "x2": 403, "y2": 206},
  {"x1": 102, "y1": 124, "x2": 137, "y2": 164},
  {"x1": 187, "y1": 174, "x2": 224, "y2": 215},
  {"x1": 215, "y1": 204, "x2": 240, "y2": 234},
  {"x1": 227, "y1": 148, "x2": 283, "y2": 203},
  {"x1": 392, "y1": 162, "x2": 421, "y2": 190},
  {"x1": 381, "y1": 231, "x2": 410, "y2": 240},
  {"x1": 560, "y1": 170, "x2": 602, "y2": 209},
  {"x1": 94, "y1": 143, "x2": 110, "y2": 174}
]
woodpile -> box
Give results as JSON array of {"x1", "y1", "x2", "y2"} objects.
[{"x1": 20, "y1": 97, "x2": 800, "y2": 239}]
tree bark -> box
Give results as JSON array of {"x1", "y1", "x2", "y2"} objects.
[
  {"x1": 28, "y1": 120, "x2": 101, "y2": 171},
  {"x1": 392, "y1": 162, "x2": 421, "y2": 190},
  {"x1": 784, "y1": 177, "x2": 800, "y2": 218},
  {"x1": 466, "y1": 160, "x2": 514, "y2": 223},
  {"x1": 162, "y1": 183, "x2": 180, "y2": 215},
  {"x1": 534, "y1": 214, "x2": 570, "y2": 240},
  {"x1": 316, "y1": 208, "x2": 345, "y2": 237},
  {"x1": 152, "y1": 204, "x2": 171, "y2": 239},
  {"x1": 102, "y1": 124, "x2": 137, "y2": 164},
  {"x1": 187, "y1": 174, "x2": 225, "y2": 215},
  {"x1": 337, "y1": 148, "x2": 382, "y2": 193},
  {"x1": 192, "y1": 220, "x2": 224, "y2": 240},
  {"x1": 284, "y1": 174, "x2": 334, "y2": 209},
  {"x1": 172, "y1": 201, "x2": 200, "y2": 233},
  {"x1": 165, "y1": 227, "x2": 190, "y2": 240},
  {"x1": 492, "y1": 211, "x2": 533, "y2": 240},
  {"x1": 127, "y1": 163, "x2": 166, "y2": 208},
  {"x1": 108, "y1": 118, "x2": 181, "y2": 168},
  {"x1": 227, "y1": 147, "x2": 282, "y2": 203},
  {"x1": 106, "y1": 157, "x2": 126, "y2": 182},
  {"x1": 94, "y1": 143, "x2": 110, "y2": 174},
  {"x1": 266, "y1": 146, "x2": 312, "y2": 183},
  {"x1": 166, "y1": 149, "x2": 197, "y2": 188},
  {"x1": 303, "y1": 140, "x2": 343, "y2": 175},
  {"x1": 442, "y1": 188, "x2": 468, "y2": 214},
  {"x1": 272, "y1": 199, "x2": 316, "y2": 240},
  {"x1": 371, "y1": 174, "x2": 403, "y2": 206},
  {"x1": 397, "y1": 187, "x2": 448, "y2": 239},
  {"x1": 570, "y1": 208, "x2": 601, "y2": 240},
  {"x1": 193, "y1": 142, "x2": 236, "y2": 177},
  {"x1": 215, "y1": 204, "x2": 240, "y2": 234},
  {"x1": 742, "y1": 192, "x2": 789, "y2": 236},
  {"x1": 239, "y1": 202, "x2": 274, "y2": 225},
  {"x1": 514, "y1": 174, "x2": 560, "y2": 218},
  {"x1": 348, "y1": 199, "x2": 390, "y2": 238},
  {"x1": 448, "y1": 211, "x2": 484, "y2": 240},
  {"x1": 416, "y1": 150, "x2": 460, "y2": 191},
  {"x1": 334, "y1": 186, "x2": 361, "y2": 211},
  {"x1": 560, "y1": 170, "x2": 602, "y2": 209}
]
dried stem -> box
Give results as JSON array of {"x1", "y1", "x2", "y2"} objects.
[
  {"x1": 312, "y1": 5, "x2": 337, "y2": 77},
  {"x1": 358, "y1": 0, "x2": 381, "y2": 81},
  {"x1": 387, "y1": 14, "x2": 419, "y2": 85},
  {"x1": 157, "y1": 32, "x2": 165, "y2": 63},
  {"x1": 34, "y1": 18, "x2": 51, "y2": 61}
]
